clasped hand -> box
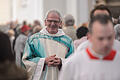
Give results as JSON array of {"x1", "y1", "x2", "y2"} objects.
[{"x1": 45, "y1": 54, "x2": 61, "y2": 67}]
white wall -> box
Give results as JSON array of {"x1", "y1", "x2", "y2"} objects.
[
  {"x1": 16, "y1": 0, "x2": 43, "y2": 24},
  {"x1": 77, "y1": 0, "x2": 89, "y2": 26},
  {"x1": 43, "y1": 0, "x2": 66, "y2": 18},
  {"x1": 0, "y1": 0, "x2": 11, "y2": 24},
  {"x1": 0, "y1": 0, "x2": 96, "y2": 25},
  {"x1": 66, "y1": 0, "x2": 77, "y2": 26}
]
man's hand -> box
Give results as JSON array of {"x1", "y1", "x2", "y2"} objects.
[
  {"x1": 45, "y1": 55, "x2": 62, "y2": 68},
  {"x1": 53, "y1": 58, "x2": 62, "y2": 66},
  {"x1": 45, "y1": 54, "x2": 56, "y2": 67}
]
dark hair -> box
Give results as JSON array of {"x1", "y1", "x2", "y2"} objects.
[
  {"x1": 90, "y1": 5, "x2": 112, "y2": 19},
  {"x1": 0, "y1": 32, "x2": 15, "y2": 62},
  {"x1": 23, "y1": 21, "x2": 27, "y2": 25},
  {"x1": 76, "y1": 26, "x2": 88, "y2": 39},
  {"x1": 89, "y1": 14, "x2": 113, "y2": 33},
  {"x1": 118, "y1": 16, "x2": 120, "y2": 24}
]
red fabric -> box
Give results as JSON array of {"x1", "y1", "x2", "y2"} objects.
[
  {"x1": 86, "y1": 48, "x2": 99, "y2": 60},
  {"x1": 86, "y1": 48, "x2": 116, "y2": 60},
  {"x1": 103, "y1": 50, "x2": 116, "y2": 60},
  {"x1": 21, "y1": 25, "x2": 31, "y2": 33}
]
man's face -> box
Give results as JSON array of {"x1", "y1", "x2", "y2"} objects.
[
  {"x1": 24, "y1": 30, "x2": 30, "y2": 36},
  {"x1": 45, "y1": 12, "x2": 61, "y2": 34},
  {"x1": 89, "y1": 21, "x2": 115, "y2": 54},
  {"x1": 94, "y1": 10, "x2": 110, "y2": 16}
]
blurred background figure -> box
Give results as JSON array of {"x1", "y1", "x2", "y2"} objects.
[
  {"x1": 7, "y1": 29, "x2": 15, "y2": 45},
  {"x1": 33, "y1": 20, "x2": 41, "y2": 28},
  {"x1": 74, "y1": 26, "x2": 88, "y2": 49},
  {"x1": 63, "y1": 14, "x2": 77, "y2": 41},
  {"x1": 114, "y1": 24, "x2": 120, "y2": 41},
  {"x1": 118, "y1": 16, "x2": 120, "y2": 24},
  {"x1": 29, "y1": 20, "x2": 42, "y2": 35},
  {"x1": 14, "y1": 21, "x2": 31, "y2": 67},
  {"x1": 32, "y1": 26, "x2": 42, "y2": 34},
  {"x1": 9, "y1": 21, "x2": 19, "y2": 38},
  {"x1": 7, "y1": 29, "x2": 15, "y2": 54},
  {"x1": 0, "y1": 31, "x2": 28, "y2": 80}
]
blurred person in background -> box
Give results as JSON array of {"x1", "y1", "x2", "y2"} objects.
[
  {"x1": 29, "y1": 20, "x2": 42, "y2": 35},
  {"x1": 7, "y1": 29, "x2": 15, "y2": 56},
  {"x1": 114, "y1": 24, "x2": 120, "y2": 41},
  {"x1": 14, "y1": 21, "x2": 31, "y2": 67},
  {"x1": 32, "y1": 25, "x2": 42, "y2": 34},
  {"x1": 63, "y1": 14, "x2": 77, "y2": 41},
  {"x1": 0, "y1": 31, "x2": 28, "y2": 80},
  {"x1": 9, "y1": 21, "x2": 19, "y2": 38},
  {"x1": 74, "y1": 26, "x2": 88, "y2": 49},
  {"x1": 7, "y1": 29, "x2": 15, "y2": 47}
]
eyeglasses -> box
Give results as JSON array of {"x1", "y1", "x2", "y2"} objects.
[{"x1": 46, "y1": 19, "x2": 60, "y2": 24}]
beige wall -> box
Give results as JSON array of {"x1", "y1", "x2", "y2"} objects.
[
  {"x1": 43, "y1": 0, "x2": 66, "y2": 19},
  {"x1": 0, "y1": 0, "x2": 11, "y2": 24},
  {"x1": 0, "y1": 0, "x2": 96, "y2": 25}
]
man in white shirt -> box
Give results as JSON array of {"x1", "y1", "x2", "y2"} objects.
[{"x1": 59, "y1": 14, "x2": 120, "y2": 80}]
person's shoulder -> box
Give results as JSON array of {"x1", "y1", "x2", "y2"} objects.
[
  {"x1": 74, "y1": 39, "x2": 80, "y2": 45},
  {"x1": 114, "y1": 40, "x2": 120, "y2": 44},
  {"x1": 29, "y1": 32, "x2": 41, "y2": 38},
  {"x1": 113, "y1": 40, "x2": 120, "y2": 50},
  {"x1": 28, "y1": 32, "x2": 42, "y2": 42},
  {"x1": 20, "y1": 34, "x2": 28, "y2": 40},
  {"x1": 61, "y1": 34, "x2": 73, "y2": 42},
  {"x1": 0, "y1": 61, "x2": 28, "y2": 80},
  {"x1": 77, "y1": 40, "x2": 89, "y2": 51},
  {"x1": 15, "y1": 34, "x2": 26, "y2": 42},
  {"x1": 65, "y1": 49, "x2": 85, "y2": 64},
  {"x1": 74, "y1": 37, "x2": 87, "y2": 46}
]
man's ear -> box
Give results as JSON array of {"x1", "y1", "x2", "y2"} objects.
[
  {"x1": 113, "y1": 30, "x2": 115, "y2": 39},
  {"x1": 87, "y1": 32, "x2": 92, "y2": 42},
  {"x1": 59, "y1": 20, "x2": 62, "y2": 24},
  {"x1": 60, "y1": 21, "x2": 63, "y2": 26},
  {"x1": 45, "y1": 20, "x2": 47, "y2": 26}
]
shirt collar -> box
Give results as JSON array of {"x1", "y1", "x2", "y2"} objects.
[
  {"x1": 40, "y1": 27, "x2": 65, "y2": 37},
  {"x1": 86, "y1": 47, "x2": 116, "y2": 60}
]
